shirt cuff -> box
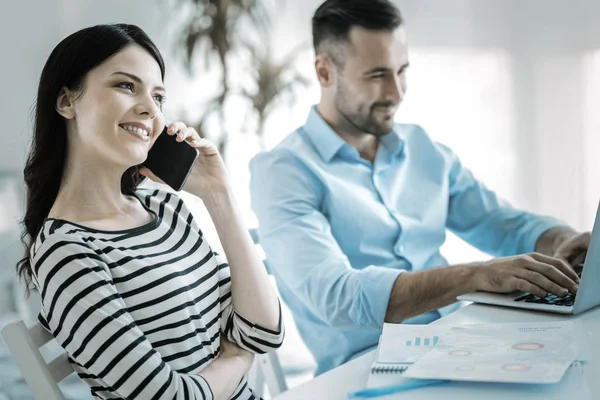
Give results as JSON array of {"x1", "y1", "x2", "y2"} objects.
[
  {"x1": 230, "y1": 302, "x2": 285, "y2": 352},
  {"x1": 187, "y1": 374, "x2": 214, "y2": 400},
  {"x1": 354, "y1": 265, "x2": 406, "y2": 328},
  {"x1": 518, "y1": 216, "x2": 569, "y2": 254}
]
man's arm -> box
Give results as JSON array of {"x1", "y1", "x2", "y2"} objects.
[
  {"x1": 250, "y1": 150, "x2": 579, "y2": 328},
  {"x1": 438, "y1": 143, "x2": 568, "y2": 256},
  {"x1": 385, "y1": 252, "x2": 580, "y2": 323}
]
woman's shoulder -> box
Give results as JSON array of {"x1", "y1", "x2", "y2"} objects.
[
  {"x1": 134, "y1": 186, "x2": 200, "y2": 230},
  {"x1": 134, "y1": 186, "x2": 187, "y2": 211},
  {"x1": 30, "y1": 222, "x2": 95, "y2": 276}
]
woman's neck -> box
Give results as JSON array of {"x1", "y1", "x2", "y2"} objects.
[{"x1": 49, "y1": 153, "x2": 134, "y2": 223}]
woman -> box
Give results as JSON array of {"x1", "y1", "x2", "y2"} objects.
[{"x1": 17, "y1": 23, "x2": 283, "y2": 400}]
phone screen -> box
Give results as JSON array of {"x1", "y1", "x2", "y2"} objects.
[{"x1": 143, "y1": 126, "x2": 199, "y2": 191}]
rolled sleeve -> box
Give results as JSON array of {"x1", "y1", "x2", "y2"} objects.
[
  {"x1": 353, "y1": 266, "x2": 405, "y2": 327},
  {"x1": 215, "y1": 252, "x2": 285, "y2": 353}
]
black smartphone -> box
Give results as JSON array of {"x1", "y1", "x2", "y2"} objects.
[{"x1": 143, "y1": 126, "x2": 199, "y2": 191}]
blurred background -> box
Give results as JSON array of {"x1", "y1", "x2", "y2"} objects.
[{"x1": 2, "y1": 0, "x2": 600, "y2": 398}]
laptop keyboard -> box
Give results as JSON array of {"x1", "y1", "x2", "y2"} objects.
[{"x1": 514, "y1": 293, "x2": 576, "y2": 307}]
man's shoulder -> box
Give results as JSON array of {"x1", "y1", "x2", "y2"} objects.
[
  {"x1": 394, "y1": 122, "x2": 434, "y2": 144},
  {"x1": 395, "y1": 123, "x2": 453, "y2": 156},
  {"x1": 250, "y1": 126, "x2": 319, "y2": 171}
]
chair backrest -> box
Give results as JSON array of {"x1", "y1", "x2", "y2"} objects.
[
  {"x1": 1, "y1": 320, "x2": 73, "y2": 400},
  {"x1": 248, "y1": 228, "x2": 289, "y2": 396}
]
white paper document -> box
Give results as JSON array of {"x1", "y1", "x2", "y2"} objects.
[
  {"x1": 377, "y1": 323, "x2": 451, "y2": 364},
  {"x1": 403, "y1": 321, "x2": 579, "y2": 384}
]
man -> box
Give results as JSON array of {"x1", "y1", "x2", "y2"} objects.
[{"x1": 249, "y1": 0, "x2": 589, "y2": 375}]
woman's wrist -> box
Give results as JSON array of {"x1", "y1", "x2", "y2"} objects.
[
  {"x1": 200, "y1": 184, "x2": 235, "y2": 213},
  {"x1": 189, "y1": 181, "x2": 232, "y2": 203}
]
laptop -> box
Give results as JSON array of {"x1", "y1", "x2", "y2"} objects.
[{"x1": 457, "y1": 201, "x2": 600, "y2": 315}]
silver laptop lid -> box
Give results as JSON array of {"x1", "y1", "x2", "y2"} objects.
[{"x1": 573, "y1": 200, "x2": 600, "y2": 314}]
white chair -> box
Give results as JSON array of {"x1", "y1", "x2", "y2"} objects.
[{"x1": 1, "y1": 319, "x2": 74, "y2": 400}]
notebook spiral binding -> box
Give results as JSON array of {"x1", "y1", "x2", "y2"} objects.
[{"x1": 371, "y1": 364, "x2": 409, "y2": 374}]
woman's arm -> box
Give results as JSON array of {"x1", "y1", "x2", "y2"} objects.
[
  {"x1": 140, "y1": 123, "x2": 282, "y2": 333},
  {"x1": 205, "y1": 188, "x2": 281, "y2": 332},
  {"x1": 199, "y1": 337, "x2": 255, "y2": 400}
]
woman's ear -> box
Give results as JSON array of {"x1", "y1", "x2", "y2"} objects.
[{"x1": 56, "y1": 87, "x2": 76, "y2": 119}]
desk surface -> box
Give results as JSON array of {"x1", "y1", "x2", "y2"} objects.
[{"x1": 274, "y1": 303, "x2": 600, "y2": 400}]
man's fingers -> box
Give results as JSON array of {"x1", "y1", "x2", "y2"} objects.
[
  {"x1": 513, "y1": 278, "x2": 547, "y2": 298},
  {"x1": 571, "y1": 251, "x2": 587, "y2": 267},
  {"x1": 555, "y1": 233, "x2": 591, "y2": 263},
  {"x1": 517, "y1": 269, "x2": 569, "y2": 297},
  {"x1": 530, "y1": 253, "x2": 580, "y2": 284}
]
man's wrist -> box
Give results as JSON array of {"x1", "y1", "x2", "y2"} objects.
[{"x1": 460, "y1": 262, "x2": 485, "y2": 293}]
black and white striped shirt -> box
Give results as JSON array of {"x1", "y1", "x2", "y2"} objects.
[{"x1": 31, "y1": 188, "x2": 284, "y2": 399}]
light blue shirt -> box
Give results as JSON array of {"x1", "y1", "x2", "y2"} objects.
[{"x1": 249, "y1": 106, "x2": 565, "y2": 375}]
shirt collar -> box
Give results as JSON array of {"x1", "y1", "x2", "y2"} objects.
[
  {"x1": 302, "y1": 106, "x2": 347, "y2": 162},
  {"x1": 302, "y1": 105, "x2": 405, "y2": 163}
]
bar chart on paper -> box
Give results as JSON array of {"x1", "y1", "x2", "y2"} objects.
[
  {"x1": 378, "y1": 325, "x2": 450, "y2": 364},
  {"x1": 406, "y1": 336, "x2": 440, "y2": 347}
]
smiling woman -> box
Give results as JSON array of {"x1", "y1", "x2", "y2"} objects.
[{"x1": 16, "y1": 24, "x2": 283, "y2": 400}]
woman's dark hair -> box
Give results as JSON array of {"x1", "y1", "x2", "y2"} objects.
[{"x1": 17, "y1": 23, "x2": 165, "y2": 293}]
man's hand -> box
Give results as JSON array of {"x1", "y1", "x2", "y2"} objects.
[
  {"x1": 536, "y1": 227, "x2": 591, "y2": 269},
  {"x1": 472, "y1": 252, "x2": 580, "y2": 298},
  {"x1": 554, "y1": 232, "x2": 591, "y2": 268}
]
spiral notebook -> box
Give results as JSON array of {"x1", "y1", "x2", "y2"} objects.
[
  {"x1": 366, "y1": 324, "x2": 449, "y2": 388},
  {"x1": 366, "y1": 321, "x2": 586, "y2": 389}
]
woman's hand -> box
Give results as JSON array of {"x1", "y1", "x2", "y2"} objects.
[
  {"x1": 219, "y1": 336, "x2": 255, "y2": 370},
  {"x1": 139, "y1": 122, "x2": 231, "y2": 200},
  {"x1": 197, "y1": 336, "x2": 255, "y2": 400}
]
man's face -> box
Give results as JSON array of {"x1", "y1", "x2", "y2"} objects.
[{"x1": 334, "y1": 26, "x2": 409, "y2": 136}]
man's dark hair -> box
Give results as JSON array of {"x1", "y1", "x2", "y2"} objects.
[{"x1": 312, "y1": 0, "x2": 403, "y2": 66}]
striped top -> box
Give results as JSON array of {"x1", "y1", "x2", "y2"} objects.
[{"x1": 30, "y1": 188, "x2": 284, "y2": 399}]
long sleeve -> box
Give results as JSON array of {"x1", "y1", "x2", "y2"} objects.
[
  {"x1": 250, "y1": 150, "x2": 404, "y2": 330},
  {"x1": 214, "y1": 251, "x2": 285, "y2": 353},
  {"x1": 32, "y1": 233, "x2": 213, "y2": 400},
  {"x1": 439, "y1": 143, "x2": 567, "y2": 256}
]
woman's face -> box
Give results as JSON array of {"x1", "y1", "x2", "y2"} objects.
[{"x1": 63, "y1": 44, "x2": 166, "y2": 168}]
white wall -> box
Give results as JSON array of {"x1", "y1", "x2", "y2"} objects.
[
  {"x1": 0, "y1": 0, "x2": 60, "y2": 171},
  {"x1": 3, "y1": 0, "x2": 600, "y2": 288}
]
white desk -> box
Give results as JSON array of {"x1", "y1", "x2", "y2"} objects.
[{"x1": 274, "y1": 303, "x2": 600, "y2": 400}]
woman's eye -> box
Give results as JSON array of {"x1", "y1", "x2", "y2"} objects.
[
  {"x1": 153, "y1": 94, "x2": 166, "y2": 107},
  {"x1": 117, "y1": 82, "x2": 134, "y2": 91}
]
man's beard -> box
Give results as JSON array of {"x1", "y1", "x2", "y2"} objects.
[{"x1": 335, "y1": 84, "x2": 396, "y2": 137}]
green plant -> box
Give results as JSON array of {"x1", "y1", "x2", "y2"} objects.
[{"x1": 175, "y1": 0, "x2": 310, "y2": 156}]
